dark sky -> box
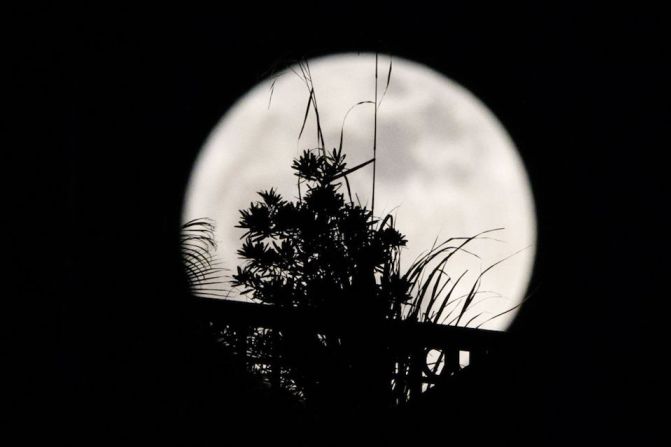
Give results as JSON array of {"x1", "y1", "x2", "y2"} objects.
[{"x1": 7, "y1": 3, "x2": 666, "y2": 446}]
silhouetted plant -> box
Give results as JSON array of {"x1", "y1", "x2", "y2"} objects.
[
  {"x1": 180, "y1": 218, "x2": 230, "y2": 299},
  {"x1": 184, "y1": 57, "x2": 521, "y2": 409},
  {"x1": 232, "y1": 147, "x2": 409, "y2": 317},
  {"x1": 228, "y1": 145, "x2": 413, "y2": 406}
]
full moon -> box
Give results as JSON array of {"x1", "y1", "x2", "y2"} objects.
[{"x1": 183, "y1": 53, "x2": 536, "y2": 331}]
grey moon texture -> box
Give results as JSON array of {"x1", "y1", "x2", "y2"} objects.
[{"x1": 183, "y1": 53, "x2": 536, "y2": 331}]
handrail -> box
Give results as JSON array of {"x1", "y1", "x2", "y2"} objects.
[{"x1": 192, "y1": 297, "x2": 507, "y2": 351}]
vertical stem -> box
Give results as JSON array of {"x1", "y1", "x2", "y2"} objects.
[
  {"x1": 372, "y1": 53, "x2": 378, "y2": 220},
  {"x1": 408, "y1": 347, "x2": 423, "y2": 400},
  {"x1": 271, "y1": 328, "x2": 280, "y2": 388}
]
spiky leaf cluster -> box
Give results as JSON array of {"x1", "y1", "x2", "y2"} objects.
[{"x1": 232, "y1": 148, "x2": 410, "y2": 318}]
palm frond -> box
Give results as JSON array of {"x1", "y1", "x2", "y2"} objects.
[{"x1": 181, "y1": 218, "x2": 231, "y2": 298}]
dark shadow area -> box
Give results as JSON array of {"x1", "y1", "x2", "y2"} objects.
[{"x1": 7, "y1": 3, "x2": 665, "y2": 446}]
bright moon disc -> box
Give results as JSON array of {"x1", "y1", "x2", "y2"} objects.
[{"x1": 183, "y1": 54, "x2": 536, "y2": 331}]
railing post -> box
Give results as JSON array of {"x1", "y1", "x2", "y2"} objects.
[
  {"x1": 445, "y1": 347, "x2": 460, "y2": 375},
  {"x1": 469, "y1": 348, "x2": 486, "y2": 368}
]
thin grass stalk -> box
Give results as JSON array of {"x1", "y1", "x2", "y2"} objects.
[{"x1": 371, "y1": 52, "x2": 378, "y2": 221}]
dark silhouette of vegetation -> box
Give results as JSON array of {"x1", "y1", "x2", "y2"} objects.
[
  {"x1": 230, "y1": 145, "x2": 410, "y2": 408},
  {"x1": 232, "y1": 147, "x2": 408, "y2": 318},
  {"x1": 181, "y1": 218, "x2": 230, "y2": 299},
  {"x1": 182, "y1": 56, "x2": 522, "y2": 411}
]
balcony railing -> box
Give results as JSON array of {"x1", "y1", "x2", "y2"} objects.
[{"x1": 193, "y1": 297, "x2": 507, "y2": 403}]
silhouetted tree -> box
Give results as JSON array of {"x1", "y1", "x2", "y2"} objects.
[
  {"x1": 232, "y1": 147, "x2": 410, "y2": 318},
  {"x1": 231, "y1": 146, "x2": 411, "y2": 410}
]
